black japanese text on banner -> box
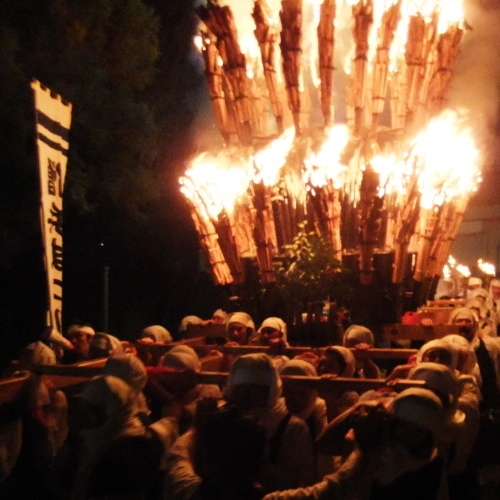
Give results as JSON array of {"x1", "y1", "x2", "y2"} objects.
[{"x1": 31, "y1": 80, "x2": 72, "y2": 335}]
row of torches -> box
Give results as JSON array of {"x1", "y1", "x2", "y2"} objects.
[{"x1": 180, "y1": 0, "x2": 482, "y2": 290}]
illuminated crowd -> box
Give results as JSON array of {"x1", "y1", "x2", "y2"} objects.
[{"x1": 2, "y1": 279, "x2": 500, "y2": 499}]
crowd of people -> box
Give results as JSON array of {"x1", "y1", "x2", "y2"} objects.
[{"x1": 1, "y1": 284, "x2": 500, "y2": 499}]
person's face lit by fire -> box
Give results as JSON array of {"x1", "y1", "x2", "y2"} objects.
[
  {"x1": 68, "y1": 329, "x2": 92, "y2": 358},
  {"x1": 422, "y1": 348, "x2": 453, "y2": 367},
  {"x1": 492, "y1": 285, "x2": 500, "y2": 301},
  {"x1": 260, "y1": 327, "x2": 282, "y2": 347},
  {"x1": 453, "y1": 317, "x2": 475, "y2": 342},
  {"x1": 228, "y1": 322, "x2": 249, "y2": 345},
  {"x1": 212, "y1": 314, "x2": 225, "y2": 325}
]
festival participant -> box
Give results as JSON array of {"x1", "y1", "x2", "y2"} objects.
[
  {"x1": 195, "y1": 405, "x2": 267, "y2": 500},
  {"x1": 71, "y1": 375, "x2": 162, "y2": 500},
  {"x1": 467, "y1": 277, "x2": 484, "y2": 300},
  {"x1": 262, "y1": 388, "x2": 450, "y2": 500},
  {"x1": 408, "y1": 362, "x2": 481, "y2": 497},
  {"x1": 139, "y1": 324, "x2": 173, "y2": 344},
  {"x1": 466, "y1": 297, "x2": 497, "y2": 338},
  {"x1": 60, "y1": 324, "x2": 96, "y2": 363},
  {"x1": 178, "y1": 316, "x2": 204, "y2": 338},
  {"x1": 316, "y1": 346, "x2": 360, "y2": 420},
  {"x1": 226, "y1": 312, "x2": 256, "y2": 345},
  {"x1": 149, "y1": 345, "x2": 222, "y2": 427},
  {"x1": 449, "y1": 307, "x2": 500, "y2": 467},
  {"x1": 279, "y1": 359, "x2": 333, "y2": 480},
  {"x1": 251, "y1": 317, "x2": 289, "y2": 348},
  {"x1": 165, "y1": 353, "x2": 315, "y2": 498},
  {"x1": 211, "y1": 309, "x2": 228, "y2": 325},
  {"x1": 416, "y1": 338, "x2": 460, "y2": 370},
  {"x1": 89, "y1": 331, "x2": 124, "y2": 358},
  {"x1": 443, "y1": 334, "x2": 482, "y2": 385},
  {"x1": 103, "y1": 354, "x2": 151, "y2": 424},
  {"x1": 342, "y1": 325, "x2": 382, "y2": 378},
  {"x1": 251, "y1": 317, "x2": 290, "y2": 371}
]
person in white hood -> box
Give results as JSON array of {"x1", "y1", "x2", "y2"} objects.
[{"x1": 165, "y1": 353, "x2": 315, "y2": 499}]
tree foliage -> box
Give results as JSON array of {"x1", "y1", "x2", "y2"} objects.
[{"x1": 273, "y1": 223, "x2": 352, "y2": 308}]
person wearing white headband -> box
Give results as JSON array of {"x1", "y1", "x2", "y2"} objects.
[
  {"x1": 252, "y1": 317, "x2": 289, "y2": 348},
  {"x1": 466, "y1": 277, "x2": 483, "y2": 300}
]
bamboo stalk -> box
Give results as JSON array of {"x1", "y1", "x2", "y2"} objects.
[
  {"x1": 371, "y1": 1, "x2": 401, "y2": 131},
  {"x1": 317, "y1": 0, "x2": 336, "y2": 126},
  {"x1": 351, "y1": 0, "x2": 373, "y2": 136},
  {"x1": 280, "y1": 0, "x2": 303, "y2": 135},
  {"x1": 214, "y1": 211, "x2": 245, "y2": 284},
  {"x1": 253, "y1": 0, "x2": 285, "y2": 134},
  {"x1": 198, "y1": 2, "x2": 253, "y2": 144}
]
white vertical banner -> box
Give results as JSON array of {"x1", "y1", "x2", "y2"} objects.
[{"x1": 31, "y1": 79, "x2": 73, "y2": 335}]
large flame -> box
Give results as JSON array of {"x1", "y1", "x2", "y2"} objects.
[{"x1": 409, "y1": 109, "x2": 480, "y2": 209}]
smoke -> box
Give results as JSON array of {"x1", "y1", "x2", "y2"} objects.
[{"x1": 448, "y1": 0, "x2": 500, "y2": 167}]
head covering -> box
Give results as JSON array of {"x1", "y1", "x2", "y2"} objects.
[
  {"x1": 104, "y1": 354, "x2": 147, "y2": 393},
  {"x1": 409, "y1": 362, "x2": 461, "y2": 406},
  {"x1": 225, "y1": 353, "x2": 281, "y2": 408},
  {"x1": 79, "y1": 375, "x2": 146, "y2": 456},
  {"x1": 390, "y1": 387, "x2": 445, "y2": 436},
  {"x1": 416, "y1": 339, "x2": 459, "y2": 370},
  {"x1": 178, "y1": 316, "x2": 203, "y2": 333},
  {"x1": 91, "y1": 333, "x2": 123, "y2": 355},
  {"x1": 159, "y1": 345, "x2": 201, "y2": 371},
  {"x1": 468, "y1": 277, "x2": 483, "y2": 288},
  {"x1": 489, "y1": 278, "x2": 500, "y2": 301},
  {"x1": 466, "y1": 297, "x2": 489, "y2": 319},
  {"x1": 435, "y1": 278, "x2": 456, "y2": 300},
  {"x1": 228, "y1": 312, "x2": 255, "y2": 332},
  {"x1": 443, "y1": 334, "x2": 480, "y2": 379},
  {"x1": 279, "y1": 359, "x2": 317, "y2": 377},
  {"x1": 448, "y1": 307, "x2": 479, "y2": 327},
  {"x1": 343, "y1": 325, "x2": 375, "y2": 347},
  {"x1": 141, "y1": 325, "x2": 172, "y2": 344},
  {"x1": 212, "y1": 309, "x2": 228, "y2": 323},
  {"x1": 257, "y1": 317, "x2": 288, "y2": 344},
  {"x1": 67, "y1": 324, "x2": 95, "y2": 338},
  {"x1": 471, "y1": 287, "x2": 489, "y2": 303},
  {"x1": 24, "y1": 341, "x2": 56, "y2": 366},
  {"x1": 322, "y1": 346, "x2": 356, "y2": 377}
]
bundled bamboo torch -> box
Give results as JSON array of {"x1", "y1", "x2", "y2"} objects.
[
  {"x1": 253, "y1": 0, "x2": 285, "y2": 134},
  {"x1": 317, "y1": 0, "x2": 336, "y2": 127},
  {"x1": 198, "y1": 1, "x2": 253, "y2": 144},
  {"x1": 280, "y1": 0, "x2": 303, "y2": 134}
]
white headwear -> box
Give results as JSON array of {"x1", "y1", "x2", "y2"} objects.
[
  {"x1": 489, "y1": 278, "x2": 500, "y2": 302},
  {"x1": 104, "y1": 354, "x2": 147, "y2": 393},
  {"x1": 225, "y1": 353, "x2": 282, "y2": 408},
  {"x1": 343, "y1": 325, "x2": 375, "y2": 347},
  {"x1": 24, "y1": 341, "x2": 56, "y2": 366},
  {"x1": 324, "y1": 346, "x2": 356, "y2": 377},
  {"x1": 212, "y1": 309, "x2": 228, "y2": 323},
  {"x1": 442, "y1": 334, "x2": 481, "y2": 380},
  {"x1": 279, "y1": 359, "x2": 317, "y2": 377},
  {"x1": 79, "y1": 375, "x2": 146, "y2": 456},
  {"x1": 416, "y1": 339, "x2": 459, "y2": 370},
  {"x1": 141, "y1": 325, "x2": 172, "y2": 344},
  {"x1": 390, "y1": 388, "x2": 445, "y2": 436},
  {"x1": 228, "y1": 312, "x2": 255, "y2": 333},
  {"x1": 466, "y1": 297, "x2": 489, "y2": 320},
  {"x1": 467, "y1": 277, "x2": 483, "y2": 300},
  {"x1": 178, "y1": 315, "x2": 203, "y2": 333},
  {"x1": 159, "y1": 345, "x2": 201, "y2": 371},
  {"x1": 67, "y1": 324, "x2": 95, "y2": 338},
  {"x1": 258, "y1": 317, "x2": 288, "y2": 344}
]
